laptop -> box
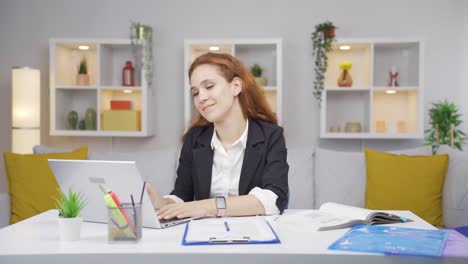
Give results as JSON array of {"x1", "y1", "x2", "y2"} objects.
[{"x1": 48, "y1": 159, "x2": 191, "y2": 229}]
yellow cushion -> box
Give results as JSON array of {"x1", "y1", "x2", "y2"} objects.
[
  {"x1": 364, "y1": 148, "x2": 448, "y2": 227},
  {"x1": 3, "y1": 147, "x2": 88, "y2": 224}
]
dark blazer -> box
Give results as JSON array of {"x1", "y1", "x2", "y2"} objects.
[{"x1": 170, "y1": 118, "x2": 289, "y2": 213}]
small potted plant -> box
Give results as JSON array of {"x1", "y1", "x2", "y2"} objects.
[
  {"x1": 250, "y1": 63, "x2": 267, "y2": 87},
  {"x1": 425, "y1": 100, "x2": 467, "y2": 154},
  {"x1": 55, "y1": 188, "x2": 86, "y2": 241},
  {"x1": 311, "y1": 21, "x2": 337, "y2": 104},
  {"x1": 76, "y1": 56, "x2": 90, "y2": 86}
]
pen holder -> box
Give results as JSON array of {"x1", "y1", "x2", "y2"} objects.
[{"x1": 107, "y1": 203, "x2": 142, "y2": 243}]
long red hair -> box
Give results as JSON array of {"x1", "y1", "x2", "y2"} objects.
[{"x1": 183, "y1": 52, "x2": 277, "y2": 141}]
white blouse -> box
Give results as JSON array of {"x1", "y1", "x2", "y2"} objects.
[{"x1": 166, "y1": 120, "x2": 280, "y2": 215}]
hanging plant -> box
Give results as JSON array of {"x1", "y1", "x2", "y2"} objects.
[
  {"x1": 130, "y1": 21, "x2": 154, "y2": 94},
  {"x1": 311, "y1": 21, "x2": 337, "y2": 104},
  {"x1": 424, "y1": 99, "x2": 467, "y2": 155}
]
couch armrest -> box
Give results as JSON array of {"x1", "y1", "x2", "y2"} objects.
[{"x1": 0, "y1": 193, "x2": 10, "y2": 228}]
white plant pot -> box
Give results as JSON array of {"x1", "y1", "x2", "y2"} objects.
[{"x1": 58, "y1": 216, "x2": 83, "y2": 241}]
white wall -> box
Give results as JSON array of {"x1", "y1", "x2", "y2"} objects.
[{"x1": 0, "y1": 0, "x2": 466, "y2": 193}]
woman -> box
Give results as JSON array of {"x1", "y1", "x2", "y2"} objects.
[{"x1": 147, "y1": 52, "x2": 288, "y2": 220}]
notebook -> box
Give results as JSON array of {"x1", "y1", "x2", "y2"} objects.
[
  {"x1": 48, "y1": 159, "x2": 191, "y2": 229},
  {"x1": 276, "y1": 202, "x2": 411, "y2": 231}
]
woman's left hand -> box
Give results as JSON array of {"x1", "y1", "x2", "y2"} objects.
[{"x1": 157, "y1": 200, "x2": 215, "y2": 220}]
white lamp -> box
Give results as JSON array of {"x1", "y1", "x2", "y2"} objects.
[{"x1": 12, "y1": 67, "x2": 40, "y2": 154}]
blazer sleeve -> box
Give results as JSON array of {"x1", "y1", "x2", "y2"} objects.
[
  {"x1": 170, "y1": 130, "x2": 195, "y2": 202},
  {"x1": 262, "y1": 127, "x2": 289, "y2": 214}
]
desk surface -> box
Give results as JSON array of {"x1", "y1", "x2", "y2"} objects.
[{"x1": 0, "y1": 209, "x2": 465, "y2": 264}]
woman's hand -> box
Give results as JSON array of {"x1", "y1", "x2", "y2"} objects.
[
  {"x1": 157, "y1": 200, "x2": 215, "y2": 220},
  {"x1": 146, "y1": 182, "x2": 163, "y2": 210}
]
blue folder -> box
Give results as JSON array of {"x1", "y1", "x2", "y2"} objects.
[
  {"x1": 328, "y1": 225, "x2": 449, "y2": 257},
  {"x1": 182, "y1": 219, "x2": 281, "y2": 246}
]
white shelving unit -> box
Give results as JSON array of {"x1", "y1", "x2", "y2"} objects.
[
  {"x1": 320, "y1": 39, "x2": 423, "y2": 139},
  {"x1": 49, "y1": 38, "x2": 155, "y2": 137},
  {"x1": 183, "y1": 39, "x2": 282, "y2": 127}
]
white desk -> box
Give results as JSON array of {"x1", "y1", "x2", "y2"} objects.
[{"x1": 0, "y1": 210, "x2": 465, "y2": 264}]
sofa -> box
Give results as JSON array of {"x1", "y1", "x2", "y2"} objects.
[{"x1": 0, "y1": 145, "x2": 467, "y2": 229}]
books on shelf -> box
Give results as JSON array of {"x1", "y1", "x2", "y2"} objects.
[
  {"x1": 110, "y1": 100, "x2": 132, "y2": 110},
  {"x1": 276, "y1": 202, "x2": 411, "y2": 231}
]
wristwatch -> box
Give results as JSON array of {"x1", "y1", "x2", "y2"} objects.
[{"x1": 215, "y1": 196, "x2": 226, "y2": 217}]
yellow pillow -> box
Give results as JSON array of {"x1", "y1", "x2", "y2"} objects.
[
  {"x1": 364, "y1": 148, "x2": 448, "y2": 227},
  {"x1": 3, "y1": 147, "x2": 88, "y2": 224}
]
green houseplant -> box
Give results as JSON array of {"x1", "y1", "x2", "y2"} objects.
[
  {"x1": 56, "y1": 189, "x2": 86, "y2": 241},
  {"x1": 311, "y1": 21, "x2": 337, "y2": 104},
  {"x1": 250, "y1": 63, "x2": 267, "y2": 86},
  {"x1": 425, "y1": 100, "x2": 467, "y2": 155},
  {"x1": 76, "y1": 56, "x2": 90, "y2": 86}
]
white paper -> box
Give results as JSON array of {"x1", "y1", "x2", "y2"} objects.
[
  {"x1": 319, "y1": 202, "x2": 374, "y2": 221},
  {"x1": 185, "y1": 217, "x2": 276, "y2": 242}
]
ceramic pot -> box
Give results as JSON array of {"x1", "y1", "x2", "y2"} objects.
[
  {"x1": 79, "y1": 120, "x2": 86, "y2": 130},
  {"x1": 337, "y1": 70, "x2": 353, "y2": 87},
  {"x1": 255, "y1": 77, "x2": 268, "y2": 87},
  {"x1": 76, "y1": 74, "x2": 90, "y2": 86},
  {"x1": 58, "y1": 216, "x2": 83, "y2": 241}
]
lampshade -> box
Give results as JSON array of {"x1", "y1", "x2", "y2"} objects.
[{"x1": 12, "y1": 67, "x2": 40, "y2": 154}]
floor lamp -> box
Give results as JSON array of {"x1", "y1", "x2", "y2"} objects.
[{"x1": 11, "y1": 67, "x2": 40, "y2": 154}]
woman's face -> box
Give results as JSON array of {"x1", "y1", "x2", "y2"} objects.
[{"x1": 190, "y1": 64, "x2": 241, "y2": 123}]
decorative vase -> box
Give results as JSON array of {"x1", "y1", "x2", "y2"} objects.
[
  {"x1": 67, "y1": 111, "x2": 79, "y2": 130},
  {"x1": 85, "y1": 108, "x2": 96, "y2": 130},
  {"x1": 255, "y1": 77, "x2": 268, "y2": 87},
  {"x1": 58, "y1": 216, "x2": 83, "y2": 241},
  {"x1": 337, "y1": 70, "x2": 353, "y2": 87},
  {"x1": 76, "y1": 74, "x2": 90, "y2": 86},
  {"x1": 79, "y1": 120, "x2": 85, "y2": 130}
]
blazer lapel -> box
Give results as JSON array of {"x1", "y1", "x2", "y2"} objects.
[
  {"x1": 192, "y1": 125, "x2": 214, "y2": 200},
  {"x1": 239, "y1": 119, "x2": 264, "y2": 195}
]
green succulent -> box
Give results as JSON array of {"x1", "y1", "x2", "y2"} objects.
[
  {"x1": 78, "y1": 57, "x2": 88, "y2": 74},
  {"x1": 424, "y1": 99, "x2": 467, "y2": 155},
  {"x1": 250, "y1": 64, "x2": 263, "y2": 77},
  {"x1": 55, "y1": 188, "x2": 86, "y2": 218}
]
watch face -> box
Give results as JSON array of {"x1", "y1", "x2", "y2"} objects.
[{"x1": 216, "y1": 197, "x2": 226, "y2": 209}]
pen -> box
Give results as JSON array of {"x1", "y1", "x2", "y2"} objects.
[
  {"x1": 224, "y1": 221, "x2": 230, "y2": 232},
  {"x1": 139, "y1": 181, "x2": 146, "y2": 204}
]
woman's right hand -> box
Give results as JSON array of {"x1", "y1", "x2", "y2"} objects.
[{"x1": 146, "y1": 182, "x2": 163, "y2": 210}]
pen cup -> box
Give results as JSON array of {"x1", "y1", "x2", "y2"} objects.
[{"x1": 107, "y1": 203, "x2": 142, "y2": 243}]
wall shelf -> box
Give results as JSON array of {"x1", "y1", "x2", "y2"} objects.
[
  {"x1": 320, "y1": 39, "x2": 423, "y2": 139},
  {"x1": 50, "y1": 38, "x2": 155, "y2": 137}
]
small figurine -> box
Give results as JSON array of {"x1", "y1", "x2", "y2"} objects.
[{"x1": 388, "y1": 66, "x2": 399, "y2": 87}]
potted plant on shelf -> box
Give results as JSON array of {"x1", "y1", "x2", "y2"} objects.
[
  {"x1": 55, "y1": 188, "x2": 86, "y2": 241},
  {"x1": 76, "y1": 56, "x2": 90, "y2": 86},
  {"x1": 311, "y1": 20, "x2": 337, "y2": 104},
  {"x1": 425, "y1": 100, "x2": 467, "y2": 155},
  {"x1": 250, "y1": 63, "x2": 267, "y2": 87}
]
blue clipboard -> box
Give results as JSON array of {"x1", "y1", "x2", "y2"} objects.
[{"x1": 182, "y1": 219, "x2": 281, "y2": 246}]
